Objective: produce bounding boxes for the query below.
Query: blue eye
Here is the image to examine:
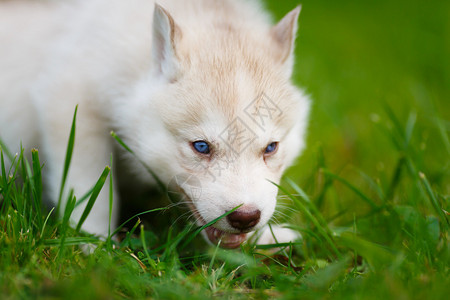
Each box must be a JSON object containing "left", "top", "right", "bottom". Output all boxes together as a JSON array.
[
  {"left": 265, "top": 142, "right": 278, "bottom": 154},
  {"left": 192, "top": 141, "right": 210, "bottom": 154}
]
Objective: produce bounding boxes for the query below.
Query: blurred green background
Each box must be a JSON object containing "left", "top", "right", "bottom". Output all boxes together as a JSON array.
[{"left": 264, "top": 0, "right": 449, "bottom": 222}]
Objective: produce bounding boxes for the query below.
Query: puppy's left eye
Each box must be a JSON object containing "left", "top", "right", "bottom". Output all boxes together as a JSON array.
[
  {"left": 264, "top": 142, "right": 278, "bottom": 155},
  {"left": 192, "top": 140, "right": 211, "bottom": 154}
]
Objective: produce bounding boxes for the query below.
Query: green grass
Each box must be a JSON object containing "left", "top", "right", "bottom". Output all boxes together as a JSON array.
[{"left": 1, "top": 0, "right": 449, "bottom": 298}]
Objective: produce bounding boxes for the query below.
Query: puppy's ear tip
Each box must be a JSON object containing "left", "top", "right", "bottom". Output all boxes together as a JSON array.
[
  {"left": 270, "top": 6, "right": 302, "bottom": 64},
  {"left": 153, "top": 3, "right": 166, "bottom": 18},
  {"left": 154, "top": 3, "right": 163, "bottom": 11},
  {"left": 152, "top": 2, "right": 181, "bottom": 81},
  {"left": 287, "top": 5, "right": 302, "bottom": 23}
]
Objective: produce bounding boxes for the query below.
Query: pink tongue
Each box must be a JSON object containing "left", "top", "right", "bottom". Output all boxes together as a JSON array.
[{"left": 205, "top": 227, "right": 247, "bottom": 249}]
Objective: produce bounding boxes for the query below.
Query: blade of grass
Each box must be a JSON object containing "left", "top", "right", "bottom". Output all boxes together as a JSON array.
[
  {"left": 302, "top": 256, "right": 350, "bottom": 289},
  {"left": 160, "top": 224, "right": 194, "bottom": 260},
  {"left": 0, "top": 149, "right": 8, "bottom": 212},
  {"left": 140, "top": 224, "right": 156, "bottom": 269},
  {"left": 338, "top": 231, "right": 397, "bottom": 271},
  {"left": 322, "top": 168, "right": 380, "bottom": 209},
  {"left": 107, "top": 154, "right": 114, "bottom": 249},
  {"left": 76, "top": 166, "right": 110, "bottom": 232},
  {"left": 314, "top": 146, "right": 333, "bottom": 210},
  {"left": 0, "top": 137, "right": 14, "bottom": 162},
  {"left": 255, "top": 242, "right": 301, "bottom": 250},
  {"left": 110, "top": 131, "right": 166, "bottom": 193},
  {"left": 58, "top": 189, "right": 76, "bottom": 261},
  {"left": 208, "top": 240, "right": 221, "bottom": 272},
  {"left": 31, "top": 149, "right": 43, "bottom": 219},
  {"left": 270, "top": 180, "right": 342, "bottom": 258},
  {"left": 419, "top": 172, "right": 449, "bottom": 230},
  {"left": 74, "top": 186, "right": 94, "bottom": 208},
  {"left": 385, "top": 156, "right": 406, "bottom": 203},
  {"left": 44, "top": 236, "right": 100, "bottom": 247},
  {"left": 266, "top": 223, "right": 298, "bottom": 266},
  {"left": 0, "top": 150, "right": 19, "bottom": 215},
  {"left": 111, "top": 207, "right": 168, "bottom": 237},
  {"left": 435, "top": 115, "right": 450, "bottom": 156},
  {"left": 56, "top": 105, "right": 78, "bottom": 218},
  {"left": 123, "top": 218, "right": 142, "bottom": 248},
  {"left": 23, "top": 153, "right": 37, "bottom": 228},
  {"left": 285, "top": 177, "right": 334, "bottom": 238},
  {"left": 405, "top": 111, "right": 417, "bottom": 147},
  {"left": 40, "top": 207, "right": 55, "bottom": 240},
  {"left": 19, "top": 147, "right": 32, "bottom": 227},
  {"left": 383, "top": 103, "right": 405, "bottom": 144}
]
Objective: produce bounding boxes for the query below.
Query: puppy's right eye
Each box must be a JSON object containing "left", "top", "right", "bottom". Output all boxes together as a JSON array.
[{"left": 192, "top": 141, "right": 210, "bottom": 154}]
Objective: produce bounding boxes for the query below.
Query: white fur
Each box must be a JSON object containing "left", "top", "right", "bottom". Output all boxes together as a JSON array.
[{"left": 0, "top": 0, "right": 310, "bottom": 247}]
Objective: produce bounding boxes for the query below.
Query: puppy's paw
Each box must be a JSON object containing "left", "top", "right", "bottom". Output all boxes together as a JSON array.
[
  {"left": 79, "top": 243, "right": 98, "bottom": 255},
  {"left": 253, "top": 224, "right": 301, "bottom": 245}
]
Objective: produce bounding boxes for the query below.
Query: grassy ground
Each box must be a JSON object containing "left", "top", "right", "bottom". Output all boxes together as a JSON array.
[{"left": 1, "top": 0, "right": 449, "bottom": 298}]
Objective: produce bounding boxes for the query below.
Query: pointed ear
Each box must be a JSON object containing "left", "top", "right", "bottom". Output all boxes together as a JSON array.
[
  {"left": 152, "top": 4, "right": 181, "bottom": 81},
  {"left": 270, "top": 6, "right": 301, "bottom": 65}
]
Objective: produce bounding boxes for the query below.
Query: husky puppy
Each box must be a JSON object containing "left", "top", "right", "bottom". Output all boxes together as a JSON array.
[{"left": 0, "top": 0, "right": 310, "bottom": 248}]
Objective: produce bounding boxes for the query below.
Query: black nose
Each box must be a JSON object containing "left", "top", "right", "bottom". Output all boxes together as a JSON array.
[{"left": 227, "top": 209, "right": 261, "bottom": 230}]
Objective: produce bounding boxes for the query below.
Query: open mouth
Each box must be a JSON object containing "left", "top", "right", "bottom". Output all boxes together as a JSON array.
[
  {"left": 204, "top": 226, "right": 248, "bottom": 249},
  {"left": 190, "top": 203, "right": 248, "bottom": 249}
]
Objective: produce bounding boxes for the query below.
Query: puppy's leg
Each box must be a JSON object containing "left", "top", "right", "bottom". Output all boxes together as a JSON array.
[{"left": 252, "top": 224, "right": 301, "bottom": 245}]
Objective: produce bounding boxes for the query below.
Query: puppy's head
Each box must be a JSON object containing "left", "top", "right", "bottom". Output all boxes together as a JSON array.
[{"left": 129, "top": 4, "right": 310, "bottom": 248}]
